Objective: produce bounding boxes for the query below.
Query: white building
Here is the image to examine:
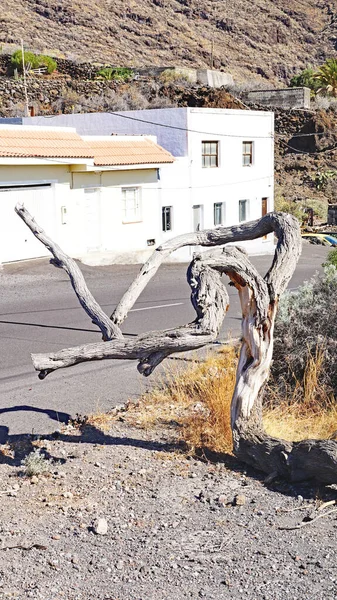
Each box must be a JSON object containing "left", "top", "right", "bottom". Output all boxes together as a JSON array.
[
  {"left": 0, "top": 126, "right": 174, "bottom": 264},
  {"left": 22, "top": 107, "right": 275, "bottom": 259}
]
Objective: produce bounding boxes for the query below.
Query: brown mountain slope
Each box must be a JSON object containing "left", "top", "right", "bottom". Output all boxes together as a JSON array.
[{"left": 1, "top": 0, "right": 337, "bottom": 84}]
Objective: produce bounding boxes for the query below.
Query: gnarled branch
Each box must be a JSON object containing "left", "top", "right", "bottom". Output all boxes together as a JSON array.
[
  {"left": 15, "top": 204, "right": 123, "bottom": 341},
  {"left": 16, "top": 206, "right": 337, "bottom": 484}
]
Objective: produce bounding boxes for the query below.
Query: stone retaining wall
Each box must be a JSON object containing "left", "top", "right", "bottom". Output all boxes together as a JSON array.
[
  {"left": 0, "top": 78, "right": 120, "bottom": 116},
  {"left": 242, "top": 87, "right": 311, "bottom": 110}
]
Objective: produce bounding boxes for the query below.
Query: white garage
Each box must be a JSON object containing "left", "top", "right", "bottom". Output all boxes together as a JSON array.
[{"left": 0, "top": 183, "right": 56, "bottom": 263}]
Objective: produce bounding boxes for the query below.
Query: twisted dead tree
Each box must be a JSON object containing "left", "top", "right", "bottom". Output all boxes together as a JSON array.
[{"left": 15, "top": 204, "right": 337, "bottom": 484}]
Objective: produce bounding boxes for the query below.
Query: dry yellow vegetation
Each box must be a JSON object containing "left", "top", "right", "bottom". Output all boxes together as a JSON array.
[{"left": 89, "top": 343, "right": 337, "bottom": 455}]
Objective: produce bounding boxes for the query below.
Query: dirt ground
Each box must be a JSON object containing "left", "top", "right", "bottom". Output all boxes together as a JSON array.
[{"left": 0, "top": 411, "right": 336, "bottom": 600}]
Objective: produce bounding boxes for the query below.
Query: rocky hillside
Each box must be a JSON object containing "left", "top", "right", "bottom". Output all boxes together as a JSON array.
[{"left": 1, "top": 0, "right": 337, "bottom": 84}]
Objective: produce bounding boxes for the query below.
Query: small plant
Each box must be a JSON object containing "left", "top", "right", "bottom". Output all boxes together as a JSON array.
[
  {"left": 96, "top": 67, "right": 134, "bottom": 82},
  {"left": 158, "top": 69, "right": 190, "bottom": 85},
  {"left": 11, "top": 49, "right": 39, "bottom": 72},
  {"left": 274, "top": 191, "right": 306, "bottom": 222},
  {"left": 22, "top": 448, "right": 51, "bottom": 477},
  {"left": 323, "top": 248, "right": 337, "bottom": 269},
  {"left": 313, "top": 170, "right": 337, "bottom": 191}
]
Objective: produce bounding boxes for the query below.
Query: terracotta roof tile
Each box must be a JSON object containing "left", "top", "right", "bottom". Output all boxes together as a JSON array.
[
  {"left": 0, "top": 128, "right": 93, "bottom": 159},
  {"left": 90, "top": 138, "right": 174, "bottom": 166},
  {"left": 0, "top": 128, "right": 174, "bottom": 166}
]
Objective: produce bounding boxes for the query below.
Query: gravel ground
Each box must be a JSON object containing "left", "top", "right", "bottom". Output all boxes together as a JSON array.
[{"left": 0, "top": 416, "right": 336, "bottom": 600}]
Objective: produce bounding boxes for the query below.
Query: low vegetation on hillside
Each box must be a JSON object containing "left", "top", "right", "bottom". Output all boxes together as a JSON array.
[
  {"left": 11, "top": 49, "right": 57, "bottom": 74},
  {"left": 1, "top": 0, "right": 337, "bottom": 84},
  {"left": 291, "top": 59, "right": 337, "bottom": 99}
]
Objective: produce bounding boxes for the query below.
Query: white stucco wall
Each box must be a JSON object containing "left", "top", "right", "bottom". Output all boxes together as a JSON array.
[
  {"left": 71, "top": 169, "right": 160, "bottom": 263},
  {"left": 0, "top": 162, "right": 162, "bottom": 264},
  {"left": 1, "top": 108, "right": 275, "bottom": 264},
  {"left": 154, "top": 108, "right": 274, "bottom": 260}
]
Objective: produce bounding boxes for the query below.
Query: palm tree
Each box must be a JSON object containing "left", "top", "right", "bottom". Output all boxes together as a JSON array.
[{"left": 314, "top": 58, "right": 337, "bottom": 97}]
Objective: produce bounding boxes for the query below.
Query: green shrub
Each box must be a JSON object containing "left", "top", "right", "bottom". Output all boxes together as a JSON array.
[
  {"left": 11, "top": 50, "right": 57, "bottom": 74},
  {"left": 323, "top": 248, "right": 337, "bottom": 269},
  {"left": 11, "top": 49, "right": 39, "bottom": 72},
  {"left": 314, "top": 58, "right": 337, "bottom": 98},
  {"left": 304, "top": 198, "right": 328, "bottom": 221},
  {"left": 96, "top": 67, "right": 134, "bottom": 81},
  {"left": 275, "top": 185, "right": 327, "bottom": 223},
  {"left": 274, "top": 192, "right": 306, "bottom": 222},
  {"left": 313, "top": 170, "right": 337, "bottom": 191},
  {"left": 272, "top": 263, "right": 337, "bottom": 397},
  {"left": 36, "top": 54, "right": 57, "bottom": 74},
  {"left": 22, "top": 449, "right": 51, "bottom": 477},
  {"left": 290, "top": 67, "right": 320, "bottom": 95}
]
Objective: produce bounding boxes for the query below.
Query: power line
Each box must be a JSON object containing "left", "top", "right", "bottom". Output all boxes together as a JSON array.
[
  {"left": 37, "top": 106, "right": 275, "bottom": 139},
  {"left": 30, "top": 103, "right": 337, "bottom": 146},
  {"left": 2, "top": 100, "right": 337, "bottom": 155},
  {"left": 279, "top": 137, "right": 337, "bottom": 156}
]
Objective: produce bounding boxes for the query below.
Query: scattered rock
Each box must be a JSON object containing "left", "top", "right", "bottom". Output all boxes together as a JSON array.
[
  {"left": 234, "top": 494, "right": 246, "bottom": 506},
  {"left": 93, "top": 518, "right": 108, "bottom": 535},
  {"left": 63, "top": 491, "right": 73, "bottom": 499},
  {"left": 217, "top": 494, "right": 228, "bottom": 506}
]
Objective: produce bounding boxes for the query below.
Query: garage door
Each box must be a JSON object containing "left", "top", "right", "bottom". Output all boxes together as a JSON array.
[{"left": 0, "top": 184, "right": 56, "bottom": 263}]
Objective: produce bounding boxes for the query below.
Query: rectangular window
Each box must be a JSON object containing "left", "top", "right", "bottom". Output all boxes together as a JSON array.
[
  {"left": 162, "top": 206, "right": 172, "bottom": 232},
  {"left": 242, "top": 141, "right": 253, "bottom": 166},
  {"left": 239, "top": 200, "right": 248, "bottom": 222},
  {"left": 202, "top": 141, "right": 219, "bottom": 168},
  {"left": 122, "top": 187, "right": 141, "bottom": 223},
  {"left": 214, "top": 202, "right": 225, "bottom": 226}
]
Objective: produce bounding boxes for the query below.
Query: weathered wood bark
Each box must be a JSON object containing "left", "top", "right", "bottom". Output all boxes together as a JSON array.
[
  {"left": 16, "top": 205, "right": 337, "bottom": 484},
  {"left": 15, "top": 204, "right": 123, "bottom": 341}
]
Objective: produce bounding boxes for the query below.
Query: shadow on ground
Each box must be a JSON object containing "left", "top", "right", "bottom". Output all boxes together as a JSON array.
[{"left": 0, "top": 405, "right": 336, "bottom": 502}]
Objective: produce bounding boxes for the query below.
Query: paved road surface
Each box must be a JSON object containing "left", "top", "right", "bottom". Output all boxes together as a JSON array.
[{"left": 0, "top": 242, "right": 329, "bottom": 439}]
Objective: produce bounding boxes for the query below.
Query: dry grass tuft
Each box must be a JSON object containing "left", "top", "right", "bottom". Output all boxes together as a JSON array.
[
  {"left": 87, "top": 344, "right": 336, "bottom": 454},
  {"left": 263, "top": 403, "right": 337, "bottom": 442},
  {"left": 264, "top": 344, "right": 337, "bottom": 441},
  {"left": 117, "top": 347, "right": 238, "bottom": 454}
]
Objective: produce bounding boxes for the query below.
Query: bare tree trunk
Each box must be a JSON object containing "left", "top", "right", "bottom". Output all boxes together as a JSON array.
[{"left": 15, "top": 204, "right": 337, "bottom": 484}]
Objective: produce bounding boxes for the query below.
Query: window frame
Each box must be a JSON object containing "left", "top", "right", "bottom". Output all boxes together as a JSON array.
[
  {"left": 162, "top": 206, "right": 172, "bottom": 232},
  {"left": 239, "top": 199, "right": 249, "bottom": 223},
  {"left": 121, "top": 186, "right": 142, "bottom": 224},
  {"left": 213, "top": 202, "right": 225, "bottom": 226},
  {"left": 242, "top": 141, "right": 253, "bottom": 167},
  {"left": 201, "top": 141, "right": 219, "bottom": 168}
]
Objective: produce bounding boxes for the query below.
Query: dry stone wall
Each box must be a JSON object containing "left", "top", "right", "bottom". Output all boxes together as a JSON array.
[
  {"left": 242, "top": 87, "right": 311, "bottom": 110},
  {"left": 0, "top": 77, "right": 122, "bottom": 116}
]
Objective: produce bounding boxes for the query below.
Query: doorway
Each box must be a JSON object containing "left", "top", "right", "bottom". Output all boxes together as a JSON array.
[{"left": 192, "top": 204, "right": 204, "bottom": 232}]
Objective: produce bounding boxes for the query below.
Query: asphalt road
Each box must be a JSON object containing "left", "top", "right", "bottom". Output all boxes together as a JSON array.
[{"left": 0, "top": 242, "right": 330, "bottom": 439}]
